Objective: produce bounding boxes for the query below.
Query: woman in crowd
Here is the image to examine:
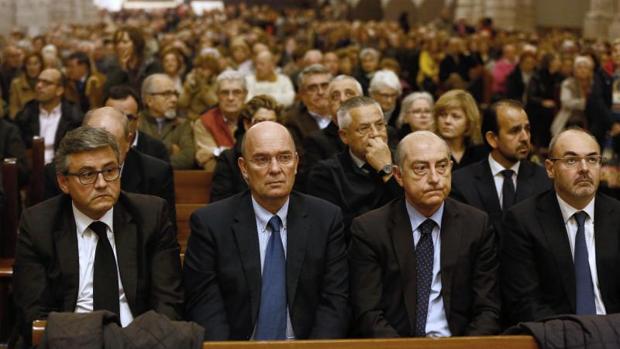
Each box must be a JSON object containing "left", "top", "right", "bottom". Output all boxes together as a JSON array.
[
  {"left": 178, "top": 54, "right": 221, "bottom": 120},
  {"left": 396, "top": 91, "right": 435, "bottom": 139},
  {"left": 551, "top": 55, "right": 594, "bottom": 136},
  {"left": 434, "top": 89, "right": 487, "bottom": 171},
  {"left": 161, "top": 47, "right": 186, "bottom": 94},
  {"left": 526, "top": 52, "right": 562, "bottom": 149},
  {"left": 9, "top": 52, "right": 43, "bottom": 119},
  {"left": 210, "top": 94, "right": 281, "bottom": 202}
]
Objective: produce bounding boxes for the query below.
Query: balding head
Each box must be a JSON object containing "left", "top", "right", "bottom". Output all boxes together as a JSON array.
[
  {"left": 303, "top": 49, "right": 323, "bottom": 67},
  {"left": 83, "top": 106, "right": 131, "bottom": 162},
  {"left": 255, "top": 50, "right": 275, "bottom": 80},
  {"left": 238, "top": 121, "right": 298, "bottom": 213}
]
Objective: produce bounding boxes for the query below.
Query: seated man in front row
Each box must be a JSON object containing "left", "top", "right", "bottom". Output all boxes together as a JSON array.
[
  {"left": 184, "top": 121, "right": 349, "bottom": 340},
  {"left": 349, "top": 131, "right": 500, "bottom": 337},
  {"left": 13, "top": 127, "right": 183, "bottom": 344}
]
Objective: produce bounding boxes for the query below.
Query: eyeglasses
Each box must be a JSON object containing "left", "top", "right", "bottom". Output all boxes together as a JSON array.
[
  {"left": 549, "top": 155, "right": 602, "bottom": 168},
  {"left": 217, "top": 89, "right": 245, "bottom": 98},
  {"left": 36, "top": 78, "right": 60, "bottom": 86},
  {"left": 249, "top": 153, "right": 295, "bottom": 168},
  {"left": 408, "top": 108, "right": 432, "bottom": 114},
  {"left": 65, "top": 166, "right": 121, "bottom": 185},
  {"left": 304, "top": 82, "right": 329, "bottom": 94},
  {"left": 148, "top": 90, "right": 179, "bottom": 98},
  {"left": 354, "top": 121, "right": 387, "bottom": 136},
  {"left": 373, "top": 91, "right": 399, "bottom": 100},
  {"left": 410, "top": 160, "right": 452, "bottom": 177}
]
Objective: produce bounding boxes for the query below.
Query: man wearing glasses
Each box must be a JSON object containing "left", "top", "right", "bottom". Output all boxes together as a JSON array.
[
  {"left": 15, "top": 68, "right": 83, "bottom": 164},
  {"left": 139, "top": 73, "right": 195, "bottom": 169},
  {"left": 349, "top": 131, "right": 500, "bottom": 337},
  {"left": 501, "top": 128, "right": 620, "bottom": 325},
  {"left": 307, "top": 96, "right": 402, "bottom": 239},
  {"left": 14, "top": 126, "right": 183, "bottom": 345},
  {"left": 184, "top": 121, "right": 349, "bottom": 340}
]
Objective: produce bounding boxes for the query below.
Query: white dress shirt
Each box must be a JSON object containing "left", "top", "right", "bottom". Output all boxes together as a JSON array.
[
  {"left": 251, "top": 196, "right": 295, "bottom": 339},
  {"left": 309, "top": 111, "right": 331, "bottom": 130},
  {"left": 72, "top": 204, "right": 134, "bottom": 327},
  {"left": 405, "top": 200, "right": 451, "bottom": 337},
  {"left": 488, "top": 154, "right": 520, "bottom": 209},
  {"left": 39, "top": 104, "right": 62, "bottom": 164},
  {"left": 556, "top": 195, "right": 607, "bottom": 315}
]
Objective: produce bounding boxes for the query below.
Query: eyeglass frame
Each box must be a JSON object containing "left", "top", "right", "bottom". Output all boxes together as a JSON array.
[
  {"left": 247, "top": 152, "right": 296, "bottom": 168},
  {"left": 148, "top": 90, "right": 179, "bottom": 98},
  {"left": 408, "top": 158, "right": 453, "bottom": 177},
  {"left": 548, "top": 155, "right": 602, "bottom": 168},
  {"left": 64, "top": 166, "right": 122, "bottom": 185}
]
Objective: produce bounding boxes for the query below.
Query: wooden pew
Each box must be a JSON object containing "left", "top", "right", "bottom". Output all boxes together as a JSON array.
[
  {"left": 174, "top": 170, "right": 213, "bottom": 204},
  {"left": 176, "top": 203, "right": 203, "bottom": 254},
  {"left": 0, "top": 158, "right": 19, "bottom": 341},
  {"left": 27, "top": 137, "right": 45, "bottom": 207},
  {"left": 0, "top": 258, "right": 14, "bottom": 342}
]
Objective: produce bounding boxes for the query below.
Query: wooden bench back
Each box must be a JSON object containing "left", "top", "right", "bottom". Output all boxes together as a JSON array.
[{"left": 174, "top": 171, "right": 213, "bottom": 204}]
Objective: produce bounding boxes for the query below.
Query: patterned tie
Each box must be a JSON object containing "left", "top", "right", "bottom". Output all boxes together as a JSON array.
[
  {"left": 90, "top": 221, "right": 120, "bottom": 316},
  {"left": 573, "top": 211, "right": 596, "bottom": 315},
  {"left": 501, "top": 169, "right": 516, "bottom": 211},
  {"left": 255, "top": 215, "right": 287, "bottom": 339},
  {"left": 415, "top": 219, "right": 435, "bottom": 337}
]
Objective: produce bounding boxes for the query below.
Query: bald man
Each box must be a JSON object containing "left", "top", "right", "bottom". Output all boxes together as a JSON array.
[
  {"left": 245, "top": 50, "right": 295, "bottom": 108},
  {"left": 349, "top": 131, "right": 500, "bottom": 338},
  {"left": 184, "top": 121, "right": 349, "bottom": 340},
  {"left": 43, "top": 106, "right": 176, "bottom": 226}
]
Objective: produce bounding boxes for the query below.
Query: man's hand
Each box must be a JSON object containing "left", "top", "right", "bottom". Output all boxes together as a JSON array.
[{"left": 365, "top": 138, "right": 392, "bottom": 171}]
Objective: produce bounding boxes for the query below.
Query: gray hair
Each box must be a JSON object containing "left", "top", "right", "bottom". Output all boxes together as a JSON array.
[
  {"left": 337, "top": 96, "right": 381, "bottom": 130},
  {"left": 359, "top": 47, "right": 380, "bottom": 59},
  {"left": 329, "top": 75, "right": 363, "bottom": 96},
  {"left": 141, "top": 73, "right": 172, "bottom": 101},
  {"left": 297, "top": 64, "right": 332, "bottom": 89},
  {"left": 396, "top": 92, "right": 434, "bottom": 128},
  {"left": 83, "top": 107, "right": 130, "bottom": 140},
  {"left": 54, "top": 126, "right": 120, "bottom": 175},
  {"left": 215, "top": 69, "right": 247, "bottom": 92},
  {"left": 369, "top": 69, "right": 402, "bottom": 95}
]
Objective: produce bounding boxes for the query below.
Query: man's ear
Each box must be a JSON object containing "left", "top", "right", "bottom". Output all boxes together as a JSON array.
[
  {"left": 238, "top": 156, "right": 249, "bottom": 183},
  {"left": 485, "top": 130, "right": 498, "bottom": 149},
  {"left": 57, "top": 174, "right": 70, "bottom": 194},
  {"left": 544, "top": 159, "right": 555, "bottom": 179},
  {"left": 338, "top": 128, "right": 350, "bottom": 145},
  {"left": 393, "top": 165, "right": 404, "bottom": 187}
]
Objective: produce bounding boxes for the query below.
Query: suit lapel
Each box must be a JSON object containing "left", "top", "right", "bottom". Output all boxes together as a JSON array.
[
  {"left": 537, "top": 192, "right": 576, "bottom": 311},
  {"left": 390, "top": 199, "right": 418, "bottom": 334},
  {"left": 439, "top": 199, "right": 462, "bottom": 323},
  {"left": 54, "top": 198, "right": 80, "bottom": 311},
  {"left": 515, "top": 161, "right": 535, "bottom": 202},
  {"left": 231, "top": 193, "right": 262, "bottom": 324},
  {"left": 474, "top": 161, "right": 502, "bottom": 218},
  {"left": 285, "top": 194, "right": 309, "bottom": 310},
  {"left": 112, "top": 200, "right": 139, "bottom": 312}
]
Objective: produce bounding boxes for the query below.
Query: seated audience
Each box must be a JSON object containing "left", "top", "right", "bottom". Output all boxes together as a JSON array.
[
  {"left": 8, "top": 52, "right": 42, "bottom": 119},
  {"left": 349, "top": 131, "right": 500, "bottom": 337},
  {"left": 64, "top": 51, "right": 106, "bottom": 113},
  {"left": 160, "top": 47, "right": 186, "bottom": 93},
  {"left": 178, "top": 54, "right": 221, "bottom": 120},
  {"left": 245, "top": 50, "right": 295, "bottom": 108},
  {"left": 368, "top": 69, "right": 402, "bottom": 127},
  {"left": 551, "top": 55, "right": 594, "bottom": 136},
  {"left": 396, "top": 91, "right": 435, "bottom": 139}
]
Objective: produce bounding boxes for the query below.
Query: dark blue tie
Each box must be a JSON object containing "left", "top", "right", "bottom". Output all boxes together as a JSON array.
[
  {"left": 573, "top": 211, "right": 596, "bottom": 315},
  {"left": 501, "top": 169, "right": 516, "bottom": 211},
  {"left": 255, "top": 215, "right": 287, "bottom": 339},
  {"left": 415, "top": 219, "right": 435, "bottom": 337}
]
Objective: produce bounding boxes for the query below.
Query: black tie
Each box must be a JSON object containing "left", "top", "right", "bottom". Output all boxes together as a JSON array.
[
  {"left": 573, "top": 211, "right": 596, "bottom": 315},
  {"left": 501, "top": 169, "right": 516, "bottom": 210},
  {"left": 90, "top": 221, "right": 120, "bottom": 316},
  {"left": 415, "top": 219, "right": 435, "bottom": 337}
]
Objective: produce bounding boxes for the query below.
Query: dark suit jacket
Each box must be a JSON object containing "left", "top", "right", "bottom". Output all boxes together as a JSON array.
[
  {"left": 135, "top": 131, "right": 171, "bottom": 164},
  {"left": 500, "top": 190, "right": 620, "bottom": 325},
  {"left": 349, "top": 197, "right": 500, "bottom": 337},
  {"left": 451, "top": 159, "right": 551, "bottom": 228},
  {"left": 210, "top": 142, "right": 246, "bottom": 203},
  {"left": 285, "top": 103, "right": 321, "bottom": 157},
  {"left": 302, "top": 122, "right": 345, "bottom": 175},
  {"left": 183, "top": 191, "right": 349, "bottom": 340},
  {"left": 13, "top": 192, "right": 184, "bottom": 342},
  {"left": 43, "top": 148, "right": 176, "bottom": 228},
  {"left": 15, "top": 99, "right": 83, "bottom": 150}
]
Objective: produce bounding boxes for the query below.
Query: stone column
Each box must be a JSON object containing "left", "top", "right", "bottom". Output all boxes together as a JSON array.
[
  {"left": 584, "top": 0, "right": 614, "bottom": 39},
  {"left": 0, "top": 0, "right": 17, "bottom": 35},
  {"left": 455, "top": 0, "right": 483, "bottom": 24},
  {"left": 484, "top": 0, "right": 535, "bottom": 32},
  {"left": 15, "top": 0, "right": 50, "bottom": 36},
  {"left": 608, "top": 0, "right": 620, "bottom": 40}
]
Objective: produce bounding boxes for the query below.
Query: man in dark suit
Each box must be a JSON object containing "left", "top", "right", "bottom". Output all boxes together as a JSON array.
[
  {"left": 307, "top": 96, "right": 402, "bottom": 237},
  {"left": 15, "top": 68, "right": 83, "bottom": 164},
  {"left": 104, "top": 85, "right": 170, "bottom": 163},
  {"left": 501, "top": 128, "right": 620, "bottom": 325},
  {"left": 43, "top": 106, "right": 176, "bottom": 225},
  {"left": 451, "top": 100, "right": 551, "bottom": 228},
  {"left": 184, "top": 121, "right": 349, "bottom": 340},
  {"left": 0, "top": 117, "right": 28, "bottom": 184},
  {"left": 13, "top": 126, "right": 183, "bottom": 344},
  {"left": 302, "top": 75, "right": 362, "bottom": 174},
  {"left": 349, "top": 131, "right": 500, "bottom": 337}
]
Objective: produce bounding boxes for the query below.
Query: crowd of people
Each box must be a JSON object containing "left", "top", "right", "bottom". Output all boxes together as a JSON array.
[{"left": 1, "top": 2, "right": 620, "bottom": 346}]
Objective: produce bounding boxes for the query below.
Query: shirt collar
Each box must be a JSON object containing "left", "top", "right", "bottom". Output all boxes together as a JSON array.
[
  {"left": 251, "top": 195, "right": 290, "bottom": 231},
  {"left": 349, "top": 150, "right": 366, "bottom": 168},
  {"left": 488, "top": 153, "right": 521, "bottom": 177},
  {"left": 39, "top": 103, "right": 61, "bottom": 118},
  {"left": 72, "top": 203, "right": 114, "bottom": 237},
  {"left": 131, "top": 130, "right": 139, "bottom": 148},
  {"left": 556, "top": 194, "right": 595, "bottom": 224},
  {"left": 405, "top": 199, "right": 444, "bottom": 231}
]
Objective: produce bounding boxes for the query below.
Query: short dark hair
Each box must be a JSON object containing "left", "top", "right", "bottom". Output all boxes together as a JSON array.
[
  {"left": 483, "top": 99, "right": 525, "bottom": 139},
  {"left": 67, "top": 51, "right": 91, "bottom": 71},
  {"left": 55, "top": 126, "right": 120, "bottom": 175},
  {"left": 104, "top": 85, "right": 142, "bottom": 111}
]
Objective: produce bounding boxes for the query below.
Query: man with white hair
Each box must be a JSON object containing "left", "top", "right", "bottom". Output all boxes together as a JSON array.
[
  {"left": 369, "top": 69, "right": 402, "bottom": 126},
  {"left": 139, "top": 73, "right": 195, "bottom": 169},
  {"left": 245, "top": 50, "right": 295, "bottom": 108},
  {"left": 193, "top": 69, "right": 248, "bottom": 170}
]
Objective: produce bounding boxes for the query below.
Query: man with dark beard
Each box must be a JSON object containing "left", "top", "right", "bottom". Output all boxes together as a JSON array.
[{"left": 451, "top": 100, "right": 551, "bottom": 229}]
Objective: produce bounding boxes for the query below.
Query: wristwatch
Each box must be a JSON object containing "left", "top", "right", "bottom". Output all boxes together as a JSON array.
[{"left": 378, "top": 163, "right": 393, "bottom": 176}]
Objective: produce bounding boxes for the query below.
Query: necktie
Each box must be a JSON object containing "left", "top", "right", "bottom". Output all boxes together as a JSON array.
[
  {"left": 156, "top": 118, "right": 165, "bottom": 135},
  {"left": 255, "top": 216, "right": 287, "bottom": 340},
  {"left": 415, "top": 219, "right": 435, "bottom": 337},
  {"left": 90, "top": 221, "right": 120, "bottom": 316},
  {"left": 501, "top": 169, "right": 516, "bottom": 210},
  {"left": 573, "top": 211, "right": 596, "bottom": 315}
]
